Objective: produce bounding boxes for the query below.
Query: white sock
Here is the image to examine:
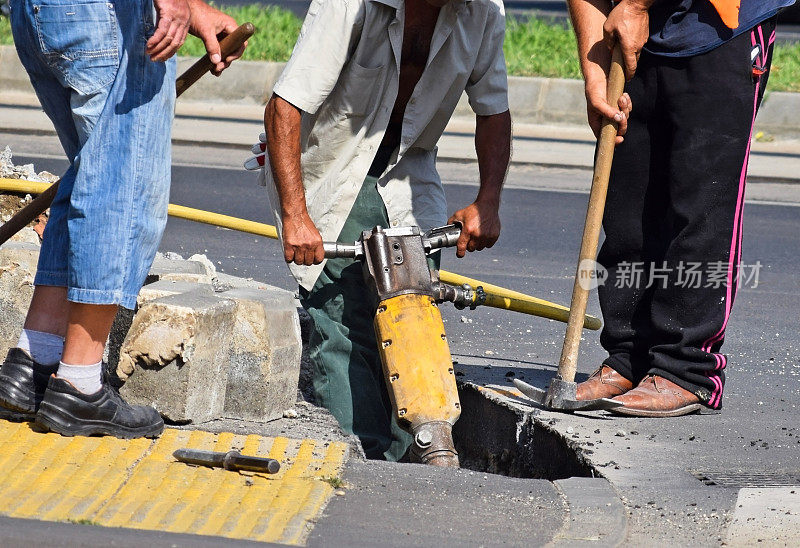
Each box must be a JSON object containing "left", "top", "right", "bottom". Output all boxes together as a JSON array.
[
  {"left": 57, "top": 361, "right": 103, "bottom": 394},
  {"left": 17, "top": 329, "right": 64, "bottom": 366}
]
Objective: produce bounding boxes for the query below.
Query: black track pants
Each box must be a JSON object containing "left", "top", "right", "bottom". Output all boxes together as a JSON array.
[{"left": 597, "top": 19, "right": 776, "bottom": 409}]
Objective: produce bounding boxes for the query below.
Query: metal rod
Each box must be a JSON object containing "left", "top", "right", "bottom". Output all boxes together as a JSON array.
[{"left": 173, "top": 448, "right": 280, "bottom": 474}]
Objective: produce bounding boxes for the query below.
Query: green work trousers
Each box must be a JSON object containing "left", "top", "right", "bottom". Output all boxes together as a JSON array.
[{"left": 299, "top": 176, "right": 439, "bottom": 461}]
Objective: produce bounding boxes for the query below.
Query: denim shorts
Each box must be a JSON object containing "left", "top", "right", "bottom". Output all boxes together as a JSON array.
[{"left": 9, "top": 0, "right": 176, "bottom": 309}]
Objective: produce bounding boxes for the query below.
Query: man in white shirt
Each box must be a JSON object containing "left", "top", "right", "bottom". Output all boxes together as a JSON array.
[{"left": 249, "top": 0, "right": 511, "bottom": 460}]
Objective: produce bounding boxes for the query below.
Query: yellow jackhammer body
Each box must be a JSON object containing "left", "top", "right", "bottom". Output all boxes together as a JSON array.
[{"left": 324, "top": 224, "right": 480, "bottom": 467}]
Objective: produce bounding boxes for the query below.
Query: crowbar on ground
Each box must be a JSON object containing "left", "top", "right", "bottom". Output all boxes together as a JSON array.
[{"left": 173, "top": 448, "right": 281, "bottom": 474}]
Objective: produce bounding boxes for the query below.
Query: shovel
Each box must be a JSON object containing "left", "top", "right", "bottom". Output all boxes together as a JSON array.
[
  {"left": 0, "top": 22, "right": 255, "bottom": 247},
  {"left": 514, "top": 44, "right": 626, "bottom": 412}
]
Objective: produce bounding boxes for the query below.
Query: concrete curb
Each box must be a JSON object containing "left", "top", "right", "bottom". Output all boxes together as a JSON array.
[{"left": 2, "top": 45, "right": 800, "bottom": 137}]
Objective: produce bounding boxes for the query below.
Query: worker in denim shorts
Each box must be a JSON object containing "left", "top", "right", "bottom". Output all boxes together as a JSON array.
[{"left": 0, "top": 0, "right": 244, "bottom": 438}]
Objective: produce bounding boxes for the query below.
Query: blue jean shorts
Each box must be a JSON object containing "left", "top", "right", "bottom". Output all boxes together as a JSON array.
[{"left": 10, "top": 0, "right": 176, "bottom": 309}]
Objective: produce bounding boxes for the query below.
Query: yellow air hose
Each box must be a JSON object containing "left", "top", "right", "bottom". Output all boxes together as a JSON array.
[{"left": 1, "top": 178, "right": 601, "bottom": 330}]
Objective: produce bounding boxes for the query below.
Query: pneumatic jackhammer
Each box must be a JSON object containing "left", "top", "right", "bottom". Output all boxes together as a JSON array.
[{"left": 323, "top": 223, "right": 484, "bottom": 467}]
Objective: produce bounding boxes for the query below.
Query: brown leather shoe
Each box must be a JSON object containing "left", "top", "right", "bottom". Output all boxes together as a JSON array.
[
  {"left": 576, "top": 365, "right": 634, "bottom": 401},
  {"left": 610, "top": 375, "right": 702, "bottom": 417}
]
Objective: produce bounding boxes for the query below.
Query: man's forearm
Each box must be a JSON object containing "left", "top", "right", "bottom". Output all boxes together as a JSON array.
[
  {"left": 474, "top": 110, "right": 511, "bottom": 206},
  {"left": 568, "top": 0, "right": 655, "bottom": 82},
  {"left": 264, "top": 94, "right": 307, "bottom": 217},
  {"left": 567, "top": 0, "right": 612, "bottom": 79}
]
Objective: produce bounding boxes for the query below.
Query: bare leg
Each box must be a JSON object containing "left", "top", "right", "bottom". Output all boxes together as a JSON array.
[
  {"left": 23, "top": 286, "right": 70, "bottom": 338},
  {"left": 61, "top": 303, "right": 118, "bottom": 365},
  {"left": 23, "top": 286, "right": 116, "bottom": 365}
]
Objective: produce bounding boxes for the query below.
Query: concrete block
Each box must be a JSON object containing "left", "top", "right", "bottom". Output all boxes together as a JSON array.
[
  {"left": 108, "top": 280, "right": 213, "bottom": 386},
  {"left": 223, "top": 286, "right": 302, "bottom": 422},
  {"left": 0, "top": 242, "right": 39, "bottom": 357},
  {"left": 136, "top": 279, "right": 214, "bottom": 307},
  {"left": 118, "top": 290, "right": 236, "bottom": 423},
  {"left": 146, "top": 253, "right": 214, "bottom": 284}
]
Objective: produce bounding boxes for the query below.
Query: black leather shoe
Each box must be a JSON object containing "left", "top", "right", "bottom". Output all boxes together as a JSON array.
[
  {"left": 0, "top": 348, "right": 59, "bottom": 414},
  {"left": 36, "top": 376, "right": 164, "bottom": 439}
]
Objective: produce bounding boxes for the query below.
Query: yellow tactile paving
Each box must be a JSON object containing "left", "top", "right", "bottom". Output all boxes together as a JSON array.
[{"left": 0, "top": 419, "right": 350, "bottom": 544}]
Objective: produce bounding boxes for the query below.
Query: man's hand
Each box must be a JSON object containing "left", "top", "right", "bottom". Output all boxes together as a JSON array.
[
  {"left": 602, "top": 0, "right": 651, "bottom": 80},
  {"left": 187, "top": 0, "right": 245, "bottom": 75},
  {"left": 448, "top": 199, "right": 501, "bottom": 259},
  {"left": 146, "top": 0, "right": 191, "bottom": 62},
  {"left": 585, "top": 76, "right": 632, "bottom": 144},
  {"left": 282, "top": 212, "right": 325, "bottom": 266}
]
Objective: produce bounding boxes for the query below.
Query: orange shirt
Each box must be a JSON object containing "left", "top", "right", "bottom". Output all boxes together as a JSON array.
[{"left": 708, "top": 0, "right": 741, "bottom": 28}]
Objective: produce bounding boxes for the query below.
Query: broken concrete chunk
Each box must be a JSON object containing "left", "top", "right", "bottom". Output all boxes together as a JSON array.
[
  {"left": 223, "top": 286, "right": 302, "bottom": 422},
  {"left": 187, "top": 253, "right": 217, "bottom": 277},
  {"left": 8, "top": 227, "right": 41, "bottom": 246},
  {"left": 0, "top": 242, "right": 40, "bottom": 357},
  {"left": 118, "top": 290, "right": 236, "bottom": 423},
  {"left": 137, "top": 278, "right": 214, "bottom": 307},
  {"left": 146, "top": 253, "right": 213, "bottom": 285}
]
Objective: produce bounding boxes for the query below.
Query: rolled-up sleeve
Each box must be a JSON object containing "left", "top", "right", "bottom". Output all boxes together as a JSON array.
[
  {"left": 272, "top": 0, "right": 363, "bottom": 114},
  {"left": 465, "top": 0, "right": 509, "bottom": 116}
]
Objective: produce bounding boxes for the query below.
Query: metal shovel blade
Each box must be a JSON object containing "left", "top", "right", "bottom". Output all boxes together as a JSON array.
[{"left": 513, "top": 378, "right": 624, "bottom": 412}]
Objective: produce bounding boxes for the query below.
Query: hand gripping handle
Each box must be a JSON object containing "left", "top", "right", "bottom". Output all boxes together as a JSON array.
[{"left": 175, "top": 22, "right": 256, "bottom": 96}]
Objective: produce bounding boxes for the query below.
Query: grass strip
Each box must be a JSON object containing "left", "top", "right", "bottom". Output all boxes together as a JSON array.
[{"left": 1, "top": 4, "right": 799, "bottom": 91}]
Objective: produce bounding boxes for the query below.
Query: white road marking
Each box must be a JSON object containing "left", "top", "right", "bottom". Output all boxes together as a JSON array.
[{"left": 726, "top": 487, "right": 800, "bottom": 546}]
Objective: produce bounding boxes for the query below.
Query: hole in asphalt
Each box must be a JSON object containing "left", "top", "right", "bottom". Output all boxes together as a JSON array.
[
  {"left": 297, "top": 309, "right": 592, "bottom": 479},
  {"left": 452, "top": 384, "right": 593, "bottom": 480}
]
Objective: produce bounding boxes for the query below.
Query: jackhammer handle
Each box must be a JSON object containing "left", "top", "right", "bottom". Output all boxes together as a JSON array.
[
  {"left": 557, "top": 44, "right": 625, "bottom": 382},
  {"left": 0, "top": 23, "right": 254, "bottom": 248},
  {"left": 323, "top": 242, "right": 360, "bottom": 259},
  {"left": 424, "top": 222, "right": 462, "bottom": 251},
  {"left": 175, "top": 22, "right": 255, "bottom": 96}
]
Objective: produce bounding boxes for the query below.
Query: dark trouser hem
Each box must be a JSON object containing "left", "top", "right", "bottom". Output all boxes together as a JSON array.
[
  {"left": 646, "top": 368, "right": 719, "bottom": 409},
  {"left": 602, "top": 354, "right": 635, "bottom": 383}
]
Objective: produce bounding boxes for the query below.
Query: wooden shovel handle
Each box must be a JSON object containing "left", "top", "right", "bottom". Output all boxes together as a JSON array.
[
  {"left": 175, "top": 22, "right": 255, "bottom": 97},
  {"left": 557, "top": 45, "right": 626, "bottom": 383},
  {"left": 0, "top": 22, "right": 255, "bottom": 247}
]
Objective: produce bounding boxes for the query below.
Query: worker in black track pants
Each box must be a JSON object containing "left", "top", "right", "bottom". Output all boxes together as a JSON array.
[{"left": 568, "top": 0, "right": 795, "bottom": 416}]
